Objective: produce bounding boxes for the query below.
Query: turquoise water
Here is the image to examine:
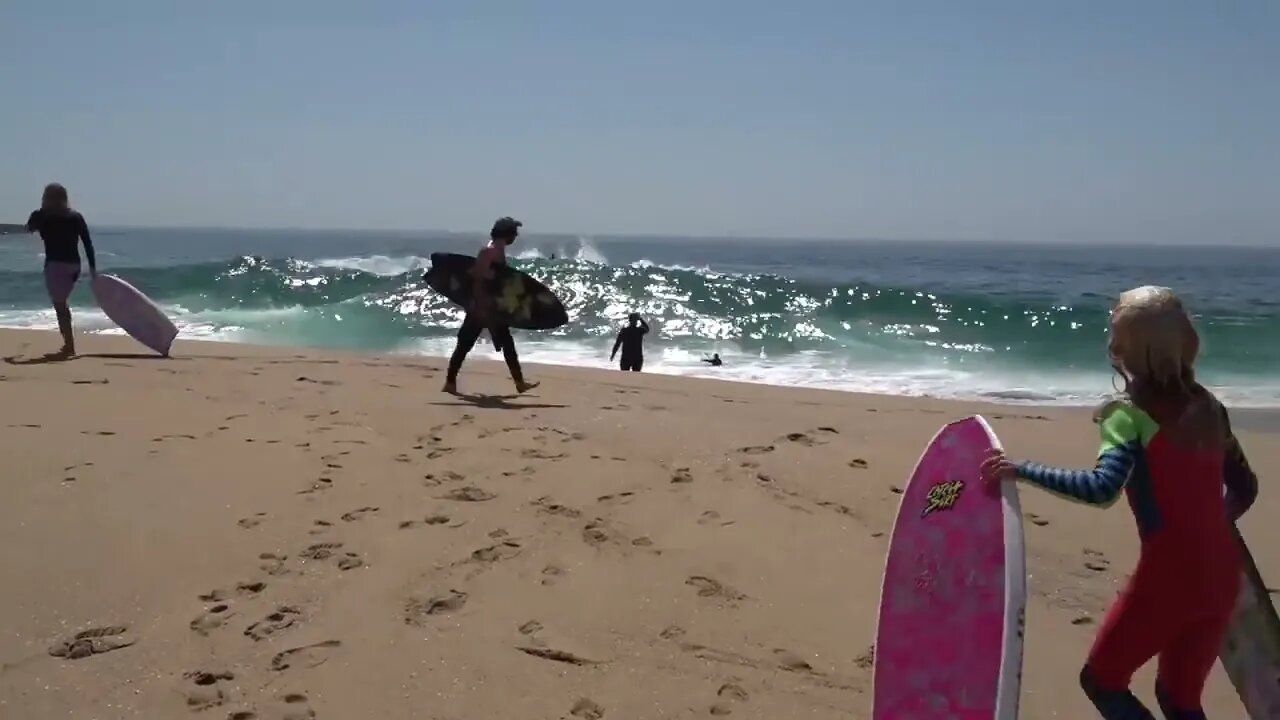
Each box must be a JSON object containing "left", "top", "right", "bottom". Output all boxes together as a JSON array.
[{"left": 1, "top": 228, "right": 1277, "bottom": 406}]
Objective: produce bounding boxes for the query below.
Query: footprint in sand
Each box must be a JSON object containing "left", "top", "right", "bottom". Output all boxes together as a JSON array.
[
  {"left": 710, "top": 682, "right": 750, "bottom": 715},
  {"left": 541, "top": 565, "right": 565, "bottom": 586},
  {"left": 245, "top": 606, "right": 302, "bottom": 641},
  {"left": 270, "top": 639, "right": 342, "bottom": 671},
  {"left": 854, "top": 645, "right": 875, "bottom": 670},
  {"left": 671, "top": 468, "right": 693, "bottom": 484},
  {"left": 848, "top": 458, "right": 869, "bottom": 469},
  {"left": 259, "top": 553, "right": 291, "bottom": 576},
  {"left": 199, "top": 581, "right": 266, "bottom": 602},
  {"left": 687, "top": 576, "right": 746, "bottom": 601},
  {"left": 340, "top": 506, "right": 379, "bottom": 522},
  {"left": 783, "top": 432, "right": 820, "bottom": 447},
  {"left": 698, "top": 510, "right": 723, "bottom": 525},
  {"left": 532, "top": 496, "right": 582, "bottom": 518},
  {"left": 772, "top": 648, "right": 815, "bottom": 673},
  {"left": 596, "top": 491, "right": 635, "bottom": 506},
  {"left": 190, "top": 604, "right": 237, "bottom": 636},
  {"left": 1082, "top": 548, "right": 1110, "bottom": 572},
  {"left": 237, "top": 513, "right": 268, "bottom": 529},
  {"left": 183, "top": 669, "right": 235, "bottom": 710},
  {"left": 520, "top": 448, "right": 567, "bottom": 461},
  {"left": 441, "top": 486, "right": 495, "bottom": 502},
  {"left": 659, "top": 625, "right": 686, "bottom": 640},
  {"left": 1025, "top": 512, "right": 1050, "bottom": 527},
  {"left": 737, "top": 445, "right": 774, "bottom": 455},
  {"left": 297, "top": 477, "right": 333, "bottom": 495},
  {"left": 398, "top": 514, "right": 451, "bottom": 529},
  {"left": 582, "top": 520, "right": 614, "bottom": 546},
  {"left": 570, "top": 698, "right": 605, "bottom": 719},
  {"left": 467, "top": 542, "right": 523, "bottom": 564},
  {"left": 404, "top": 590, "right": 469, "bottom": 625},
  {"left": 49, "top": 625, "right": 135, "bottom": 659},
  {"left": 251, "top": 693, "right": 317, "bottom": 720},
  {"left": 815, "top": 500, "right": 857, "bottom": 518},
  {"left": 300, "top": 542, "right": 363, "bottom": 571}
]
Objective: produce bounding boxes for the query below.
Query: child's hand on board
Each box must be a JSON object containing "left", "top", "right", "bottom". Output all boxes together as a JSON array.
[{"left": 981, "top": 450, "right": 1017, "bottom": 485}]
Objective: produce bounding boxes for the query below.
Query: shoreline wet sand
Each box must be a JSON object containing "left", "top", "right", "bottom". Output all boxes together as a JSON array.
[{"left": 1, "top": 328, "right": 1275, "bottom": 718}]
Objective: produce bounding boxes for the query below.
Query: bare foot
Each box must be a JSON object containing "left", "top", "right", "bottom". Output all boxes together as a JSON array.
[
  {"left": 516, "top": 381, "right": 540, "bottom": 394},
  {"left": 442, "top": 380, "right": 458, "bottom": 394}
]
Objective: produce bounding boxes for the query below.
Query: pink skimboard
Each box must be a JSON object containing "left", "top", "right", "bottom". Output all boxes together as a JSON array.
[{"left": 872, "top": 415, "right": 1026, "bottom": 719}]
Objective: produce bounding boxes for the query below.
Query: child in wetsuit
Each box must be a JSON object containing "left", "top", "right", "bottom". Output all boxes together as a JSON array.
[
  {"left": 26, "top": 183, "right": 97, "bottom": 357},
  {"left": 983, "top": 286, "right": 1259, "bottom": 720}
]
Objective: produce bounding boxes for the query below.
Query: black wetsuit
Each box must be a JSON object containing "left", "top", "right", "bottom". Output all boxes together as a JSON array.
[
  {"left": 27, "top": 209, "right": 96, "bottom": 268},
  {"left": 613, "top": 321, "right": 649, "bottom": 372},
  {"left": 445, "top": 258, "right": 524, "bottom": 385}
]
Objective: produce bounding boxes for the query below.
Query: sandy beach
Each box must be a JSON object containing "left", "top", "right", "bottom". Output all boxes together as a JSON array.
[{"left": 0, "top": 327, "right": 1274, "bottom": 719}]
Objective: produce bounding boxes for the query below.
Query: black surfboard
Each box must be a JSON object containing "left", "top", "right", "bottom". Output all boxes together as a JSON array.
[{"left": 423, "top": 252, "right": 568, "bottom": 330}]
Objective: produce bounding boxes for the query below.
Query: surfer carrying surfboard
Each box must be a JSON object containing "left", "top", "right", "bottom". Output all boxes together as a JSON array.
[
  {"left": 982, "top": 286, "right": 1259, "bottom": 720},
  {"left": 26, "top": 183, "right": 97, "bottom": 358},
  {"left": 442, "top": 216, "right": 539, "bottom": 395}
]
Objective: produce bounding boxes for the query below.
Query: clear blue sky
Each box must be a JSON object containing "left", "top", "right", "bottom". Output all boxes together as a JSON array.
[{"left": 2, "top": 1, "right": 1277, "bottom": 243}]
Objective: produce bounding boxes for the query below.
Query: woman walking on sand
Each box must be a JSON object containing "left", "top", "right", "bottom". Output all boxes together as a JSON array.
[{"left": 26, "top": 183, "right": 97, "bottom": 357}]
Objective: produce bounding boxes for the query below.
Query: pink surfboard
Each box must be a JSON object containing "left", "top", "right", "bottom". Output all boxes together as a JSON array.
[
  {"left": 872, "top": 415, "right": 1026, "bottom": 719},
  {"left": 91, "top": 274, "right": 179, "bottom": 356}
]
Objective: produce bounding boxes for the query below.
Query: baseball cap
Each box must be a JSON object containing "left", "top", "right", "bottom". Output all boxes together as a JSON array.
[{"left": 491, "top": 216, "right": 523, "bottom": 239}]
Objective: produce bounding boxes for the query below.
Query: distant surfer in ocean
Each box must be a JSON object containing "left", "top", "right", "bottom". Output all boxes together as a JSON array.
[
  {"left": 26, "top": 183, "right": 96, "bottom": 358},
  {"left": 702, "top": 353, "right": 722, "bottom": 367},
  {"left": 982, "top": 286, "right": 1258, "bottom": 720},
  {"left": 610, "top": 313, "right": 649, "bottom": 372},
  {"left": 443, "top": 216, "right": 539, "bottom": 395}
]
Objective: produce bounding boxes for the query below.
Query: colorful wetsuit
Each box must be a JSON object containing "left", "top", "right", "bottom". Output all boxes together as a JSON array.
[{"left": 1014, "top": 399, "right": 1258, "bottom": 719}]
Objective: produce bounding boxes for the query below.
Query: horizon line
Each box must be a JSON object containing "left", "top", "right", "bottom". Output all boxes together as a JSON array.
[{"left": 71, "top": 223, "right": 1278, "bottom": 249}]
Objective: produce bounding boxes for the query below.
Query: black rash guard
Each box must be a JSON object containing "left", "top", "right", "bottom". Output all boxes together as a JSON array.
[
  {"left": 27, "top": 209, "right": 96, "bottom": 269},
  {"left": 613, "top": 321, "right": 649, "bottom": 361}
]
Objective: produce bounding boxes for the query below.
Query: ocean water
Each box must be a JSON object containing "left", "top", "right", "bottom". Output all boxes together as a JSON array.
[{"left": 1, "top": 227, "right": 1278, "bottom": 406}]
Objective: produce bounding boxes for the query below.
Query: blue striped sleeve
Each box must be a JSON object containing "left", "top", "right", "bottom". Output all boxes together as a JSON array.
[
  {"left": 1014, "top": 444, "right": 1138, "bottom": 506},
  {"left": 1012, "top": 405, "right": 1144, "bottom": 506}
]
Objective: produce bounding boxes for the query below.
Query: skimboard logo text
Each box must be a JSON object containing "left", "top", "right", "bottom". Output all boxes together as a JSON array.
[{"left": 922, "top": 480, "right": 965, "bottom": 518}]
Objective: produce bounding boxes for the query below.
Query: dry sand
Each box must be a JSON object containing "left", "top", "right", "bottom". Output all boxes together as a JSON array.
[{"left": 0, "top": 328, "right": 1275, "bottom": 719}]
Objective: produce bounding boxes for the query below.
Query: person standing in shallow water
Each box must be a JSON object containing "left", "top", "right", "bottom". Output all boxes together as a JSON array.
[
  {"left": 610, "top": 313, "right": 649, "bottom": 371},
  {"left": 26, "top": 183, "right": 96, "bottom": 357},
  {"left": 443, "top": 216, "right": 539, "bottom": 395}
]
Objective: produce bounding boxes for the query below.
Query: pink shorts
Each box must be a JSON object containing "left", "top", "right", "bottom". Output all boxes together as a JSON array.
[{"left": 44, "top": 262, "right": 81, "bottom": 304}]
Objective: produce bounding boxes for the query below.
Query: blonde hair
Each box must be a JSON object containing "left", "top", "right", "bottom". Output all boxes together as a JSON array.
[
  {"left": 1108, "top": 286, "right": 1200, "bottom": 393},
  {"left": 1107, "top": 286, "right": 1225, "bottom": 445}
]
